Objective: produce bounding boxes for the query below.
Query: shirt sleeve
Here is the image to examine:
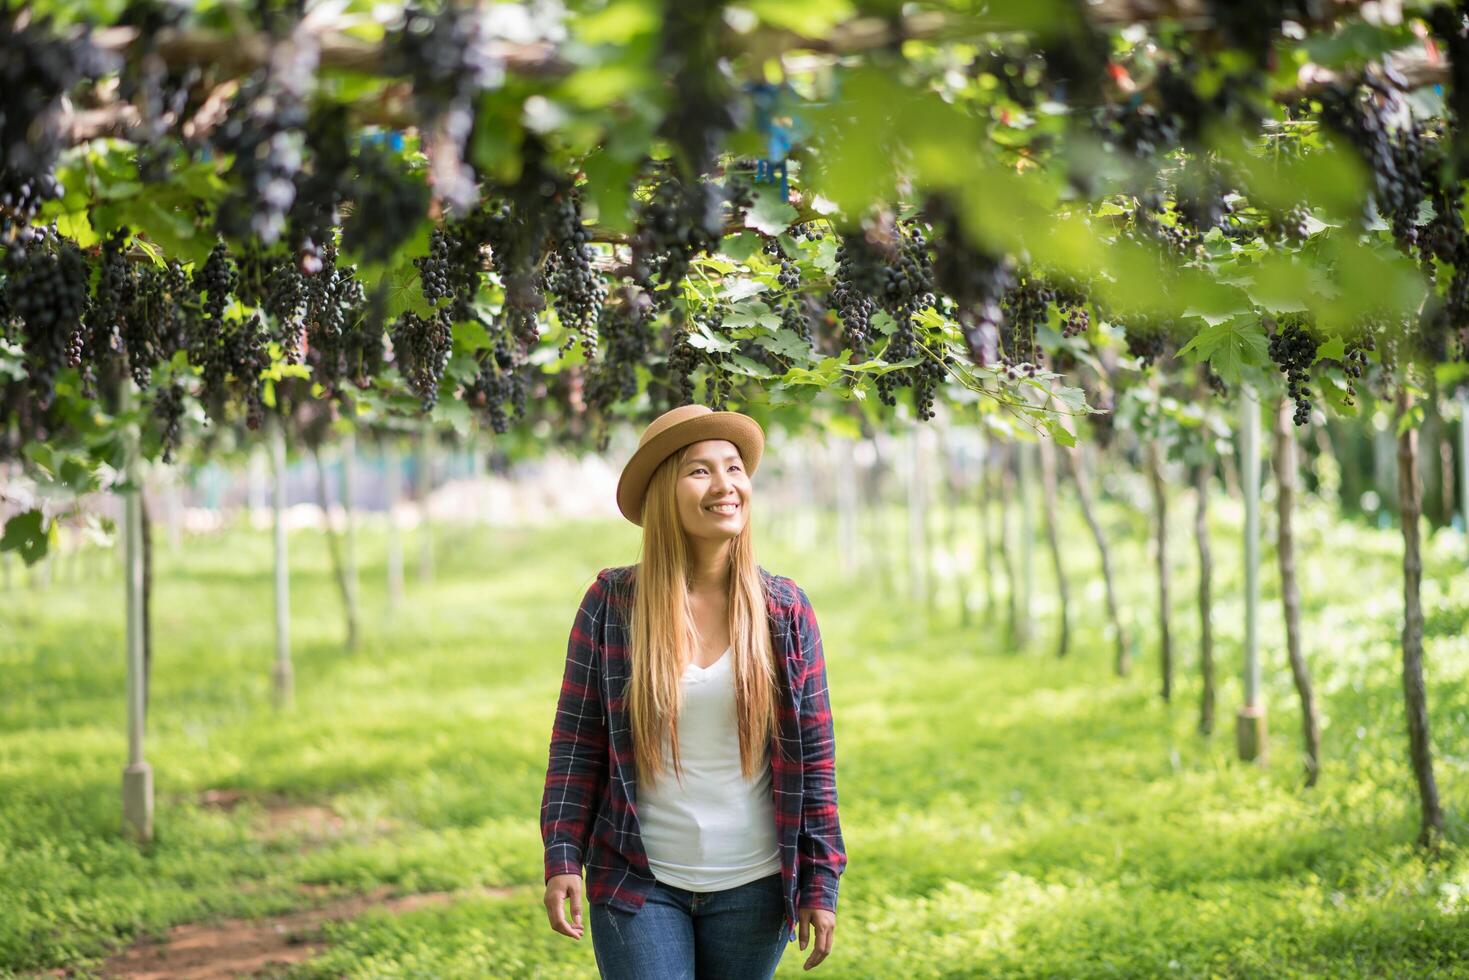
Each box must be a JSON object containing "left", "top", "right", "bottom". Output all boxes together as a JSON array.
[
  {"left": 540, "top": 569, "right": 611, "bottom": 882},
  {"left": 793, "top": 584, "right": 848, "bottom": 914}
]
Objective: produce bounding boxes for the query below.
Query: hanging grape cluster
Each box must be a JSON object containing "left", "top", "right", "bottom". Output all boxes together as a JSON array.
[
  {"left": 0, "top": 13, "right": 112, "bottom": 244},
  {"left": 391, "top": 309, "right": 453, "bottom": 411},
  {"left": 1267, "top": 313, "right": 1319, "bottom": 425},
  {"left": 3, "top": 228, "right": 89, "bottom": 410}
]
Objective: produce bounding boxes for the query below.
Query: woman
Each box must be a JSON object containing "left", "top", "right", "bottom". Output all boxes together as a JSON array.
[{"left": 540, "top": 404, "right": 847, "bottom": 978}]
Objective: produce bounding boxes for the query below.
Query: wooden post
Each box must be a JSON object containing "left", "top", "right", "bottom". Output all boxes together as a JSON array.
[
  {"left": 1237, "top": 384, "right": 1267, "bottom": 762},
  {"left": 1146, "top": 437, "right": 1172, "bottom": 702},
  {"left": 269, "top": 413, "right": 293, "bottom": 709},
  {"left": 1273, "top": 399, "right": 1321, "bottom": 785},
  {"left": 1396, "top": 385, "right": 1444, "bottom": 847},
  {"left": 120, "top": 382, "right": 153, "bottom": 843}
]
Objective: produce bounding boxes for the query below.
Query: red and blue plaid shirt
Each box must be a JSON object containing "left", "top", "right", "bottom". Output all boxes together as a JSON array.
[{"left": 541, "top": 564, "right": 847, "bottom": 942}]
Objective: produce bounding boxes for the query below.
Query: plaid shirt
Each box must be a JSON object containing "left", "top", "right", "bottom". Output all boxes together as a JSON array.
[{"left": 541, "top": 564, "right": 846, "bottom": 942}]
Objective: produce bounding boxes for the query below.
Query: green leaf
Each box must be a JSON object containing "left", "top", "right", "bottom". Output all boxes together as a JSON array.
[
  {"left": 1178, "top": 316, "right": 1268, "bottom": 385},
  {"left": 744, "top": 184, "right": 798, "bottom": 237},
  {"left": 453, "top": 320, "right": 495, "bottom": 351},
  {"left": 1045, "top": 420, "right": 1077, "bottom": 447},
  {"left": 726, "top": 353, "right": 774, "bottom": 378},
  {"left": 758, "top": 329, "right": 817, "bottom": 360},
  {"left": 1, "top": 510, "right": 52, "bottom": 566},
  {"left": 720, "top": 232, "right": 763, "bottom": 262},
  {"left": 744, "top": 0, "right": 855, "bottom": 35},
  {"left": 1314, "top": 336, "right": 1346, "bottom": 364}
]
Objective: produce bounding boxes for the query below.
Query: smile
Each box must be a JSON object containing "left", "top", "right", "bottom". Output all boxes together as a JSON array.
[{"left": 705, "top": 503, "right": 740, "bottom": 514}]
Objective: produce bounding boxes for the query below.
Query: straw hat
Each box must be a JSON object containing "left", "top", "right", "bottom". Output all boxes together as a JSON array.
[{"left": 616, "top": 405, "right": 766, "bottom": 526}]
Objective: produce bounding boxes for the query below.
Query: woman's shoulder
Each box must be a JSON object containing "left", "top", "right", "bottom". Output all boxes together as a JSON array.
[{"left": 757, "top": 565, "right": 803, "bottom": 611}]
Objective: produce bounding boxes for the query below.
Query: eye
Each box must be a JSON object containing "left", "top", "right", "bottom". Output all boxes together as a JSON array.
[
  {"left": 691, "top": 467, "right": 708, "bottom": 475},
  {"left": 729, "top": 464, "right": 742, "bottom": 472}
]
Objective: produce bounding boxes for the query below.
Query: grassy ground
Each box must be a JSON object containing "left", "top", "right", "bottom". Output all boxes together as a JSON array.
[{"left": 4, "top": 486, "right": 1469, "bottom": 978}]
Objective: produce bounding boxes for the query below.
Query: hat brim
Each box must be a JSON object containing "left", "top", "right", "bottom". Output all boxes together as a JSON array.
[{"left": 616, "top": 412, "right": 765, "bottom": 526}]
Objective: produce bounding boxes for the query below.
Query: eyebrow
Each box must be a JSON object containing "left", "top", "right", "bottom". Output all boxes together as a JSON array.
[{"left": 684, "top": 453, "right": 743, "bottom": 466}]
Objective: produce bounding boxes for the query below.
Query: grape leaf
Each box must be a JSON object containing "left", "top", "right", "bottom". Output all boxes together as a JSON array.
[
  {"left": 1, "top": 510, "right": 53, "bottom": 566},
  {"left": 1177, "top": 316, "right": 1268, "bottom": 384},
  {"left": 745, "top": 185, "right": 798, "bottom": 237}
]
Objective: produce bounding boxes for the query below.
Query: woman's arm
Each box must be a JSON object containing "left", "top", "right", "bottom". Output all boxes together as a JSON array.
[
  {"left": 793, "top": 584, "right": 848, "bottom": 913},
  {"left": 540, "top": 570, "right": 612, "bottom": 882}
]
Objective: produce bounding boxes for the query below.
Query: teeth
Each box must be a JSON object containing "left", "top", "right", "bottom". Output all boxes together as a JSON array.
[{"left": 706, "top": 503, "right": 739, "bottom": 513}]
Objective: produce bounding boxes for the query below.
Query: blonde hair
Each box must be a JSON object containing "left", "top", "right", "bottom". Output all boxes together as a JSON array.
[{"left": 625, "top": 444, "right": 779, "bottom": 792}]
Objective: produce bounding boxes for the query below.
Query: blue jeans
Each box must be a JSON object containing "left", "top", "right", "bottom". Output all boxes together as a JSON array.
[{"left": 589, "top": 872, "right": 788, "bottom": 979}]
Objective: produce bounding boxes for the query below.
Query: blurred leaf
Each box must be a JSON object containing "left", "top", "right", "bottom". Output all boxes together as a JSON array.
[
  {"left": 1, "top": 510, "right": 52, "bottom": 566},
  {"left": 744, "top": 0, "right": 855, "bottom": 34},
  {"left": 745, "top": 185, "right": 798, "bottom": 236}
]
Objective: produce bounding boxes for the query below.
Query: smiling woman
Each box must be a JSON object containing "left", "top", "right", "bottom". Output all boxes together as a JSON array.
[{"left": 541, "top": 404, "right": 846, "bottom": 979}]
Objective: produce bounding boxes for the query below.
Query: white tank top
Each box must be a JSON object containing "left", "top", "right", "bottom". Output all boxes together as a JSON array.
[{"left": 636, "top": 646, "right": 783, "bottom": 891}]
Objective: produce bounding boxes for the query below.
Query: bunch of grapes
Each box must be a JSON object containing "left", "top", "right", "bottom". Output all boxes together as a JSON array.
[
  {"left": 1318, "top": 74, "right": 1428, "bottom": 249},
  {"left": 389, "top": 1, "right": 502, "bottom": 213},
  {"left": 390, "top": 309, "right": 452, "bottom": 410},
  {"left": 998, "top": 273, "right": 1055, "bottom": 375},
  {"left": 1339, "top": 325, "right": 1376, "bottom": 405},
  {"left": 780, "top": 297, "right": 813, "bottom": 344},
  {"left": 153, "top": 380, "right": 187, "bottom": 463},
  {"left": 415, "top": 217, "right": 487, "bottom": 321},
  {"left": 630, "top": 176, "right": 721, "bottom": 304},
  {"left": 0, "top": 13, "right": 112, "bottom": 243},
  {"left": 300, "top": 245, "right": 382, "bottom": 393},
  {"left": 1267, "top": 313, "right": 1318, "bottom": 425},
  {"left": 212, "top": 71, "right": 308, "bottom": 244},
  {"left": 290, "top": 103, "right": 355, "bottom": 251},
  {"left": 584, "top": 289, "right": 654, "bottom": 414},
  {"left": 655, "top": 0, "right": 735, "bottom": 200},
  {"left": 545, "top": 193, "right": 606, "bottom": 339},
  {"left": 1267, "top": 204, "right": 1313, "bottom": 244},
  {"left": 924, "top": 195, "right": 1014, "bottom": 367},
  {"left": 187, "top": 243, "right": 270, "bottom": 426},
  {"left": 194, "top": 312, "right": 271, "bottom": 429},
  {"left": 1057, "top": 289, "right": 1090, "bottom": 338},
  {"left": 872, "top": 221, "right": 936, "bottom": 409},
  {"left": 463, "top": 335, "right": 529, "bottom": 434},
  {"left": 114, "top": 0, "right": 196, "bottom": 184},
  {"left": 76, "top": 230, "right": 133, "bottom": 384},
  {"left": 3, "top": 229, "right": 90, "bottom": 409},
  {"left": 665, "top": 324, "right": 702, "bottom": 407},
  {"left": 829, "top": 232, "right": 885, "bottom": 359},
  {"left": 341, "top": 141, "right": 431, "bottom": 265},
  {"left": 1120, "top": 314, "right": 1174, "bottom": 368},
  {"left": 1095, "top": 97, "right": 1183, "bottom": 161}
]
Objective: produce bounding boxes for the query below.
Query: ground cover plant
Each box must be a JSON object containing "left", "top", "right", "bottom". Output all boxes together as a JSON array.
[{"left": 4, "top": 492, "right": 1469, "bottom": 977}]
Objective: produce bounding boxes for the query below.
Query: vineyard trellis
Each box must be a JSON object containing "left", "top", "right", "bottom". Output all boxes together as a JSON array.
[{"left": 3, "top": 0, "right": 1468, "bottom": 849}]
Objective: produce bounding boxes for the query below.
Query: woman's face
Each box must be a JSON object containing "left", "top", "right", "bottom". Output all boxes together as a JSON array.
[{"left": 674, "top": 438, "right": 752, "bottom": 542}]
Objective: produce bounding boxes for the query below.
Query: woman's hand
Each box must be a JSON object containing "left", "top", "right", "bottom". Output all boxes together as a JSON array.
[
  {"left": 544, "top": 873, "right": 585, "bottom": 940},
  {"left": 797, "top": 907, "right": 835, "bottom": 970}
]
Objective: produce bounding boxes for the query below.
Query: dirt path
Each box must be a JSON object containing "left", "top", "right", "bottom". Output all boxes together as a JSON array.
[
  {"left": 45, "top": 790, "right": 524, "bottom": 979},
  {"left": 97, "top": 882, "right": 519, "bottom": 979}
]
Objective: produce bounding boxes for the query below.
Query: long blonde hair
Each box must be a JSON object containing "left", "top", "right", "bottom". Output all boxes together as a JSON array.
[{"left": 625, "top": 446, "right": 779, "bottom": 792}]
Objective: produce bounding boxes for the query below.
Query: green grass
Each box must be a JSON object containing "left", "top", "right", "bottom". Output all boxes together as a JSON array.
[{"left": 4, "top": 488, "right": 1469, "bottom": 978}]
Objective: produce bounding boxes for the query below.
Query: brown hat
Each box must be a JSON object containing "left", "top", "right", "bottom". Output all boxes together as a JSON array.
[{"left": 616, "top": 405, "right": 765, "bottom": 526}]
